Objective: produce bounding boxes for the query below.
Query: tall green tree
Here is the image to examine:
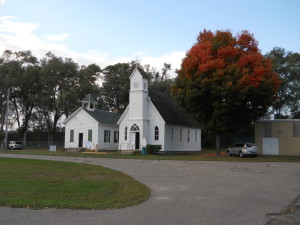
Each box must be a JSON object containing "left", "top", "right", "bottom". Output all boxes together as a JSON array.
[
  {"left": 100, "top": 62, "right": 136, "bottom": 113},
  {"left": 38, "top": 52, "right": 79, "bottom": 143},
  {"left": 0, "top": 50, "right": 40, "bottom": 145},
  {"left": 265, "top": 47, "right": 300, "bottom": 118},
  {"left": 172, "top": 30, "right": 280, "bottom": 156},
  {"left": 60, "top": 63, "right": 101, "bottom": 118}
]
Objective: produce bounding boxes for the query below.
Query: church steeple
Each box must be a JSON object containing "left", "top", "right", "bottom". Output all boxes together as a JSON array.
[{"left": 81, "top": 94, "right": 97, "bottom": 111}]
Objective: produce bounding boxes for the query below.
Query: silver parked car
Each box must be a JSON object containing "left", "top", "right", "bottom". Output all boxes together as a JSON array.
[
  {"left": 8, "top": 141, "right": 23, "bottom": 150},
  {"left": 227, "top": 143, "right": 257, "bottom": 157}
]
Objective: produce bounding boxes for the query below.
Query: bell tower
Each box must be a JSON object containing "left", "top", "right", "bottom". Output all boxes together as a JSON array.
[{"left": 81, "top": 94, "right": 97, "bottom": 111}]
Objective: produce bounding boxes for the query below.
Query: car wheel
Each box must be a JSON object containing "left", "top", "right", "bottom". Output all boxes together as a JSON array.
[
  {"left": 227, "top": 150, "right": 231, "bottom": 156},
  {"left": 239, "top": 151, "right": 243, "bottom": 158},
  {"left": 10, "top": 146, "right": 14, "bottom": 150}
]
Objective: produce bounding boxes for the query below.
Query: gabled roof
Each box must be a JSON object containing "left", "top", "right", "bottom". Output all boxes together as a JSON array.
[
  {"left": 83, "top": 108, "right": 121, "bottom": 124},
  {"left": 129, "top": 67, "right": 150, "bottom": 80},
  {"left": 149, "top": 90, "right": 201, "bottom": 128},
  {"left": 81, "top": 94, "right": 97, "bottom": 103},
  {"left": 64, "top": 107, "right": 121, "bottom": 125}
]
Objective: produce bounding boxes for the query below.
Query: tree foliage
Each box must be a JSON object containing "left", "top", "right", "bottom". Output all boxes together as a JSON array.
[
  {"left": 265, "top": 47, "right": 300, "bottom": 118},
  {"left": 172, "top": 30, "right": 280, "bottom": 155},
  {"left": 0, "top": 49, "right": 172, "bottom": 145}
]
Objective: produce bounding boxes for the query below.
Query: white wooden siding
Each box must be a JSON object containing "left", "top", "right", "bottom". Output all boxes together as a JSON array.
[
  {"left": 164, "top": 125, "right": 201, "bottom": 151},
  {"left": 64, "top": 108, "right": 118, "bottom": 150}
]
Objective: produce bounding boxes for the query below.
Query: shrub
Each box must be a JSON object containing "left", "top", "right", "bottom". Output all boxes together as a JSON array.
[{"left": 146, "top": 145, "right": 161, "bottom": 155}]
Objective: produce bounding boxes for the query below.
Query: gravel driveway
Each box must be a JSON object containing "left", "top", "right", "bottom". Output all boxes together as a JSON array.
[{"left": 0, "top": 154, "right": 299, "bottom": 225}]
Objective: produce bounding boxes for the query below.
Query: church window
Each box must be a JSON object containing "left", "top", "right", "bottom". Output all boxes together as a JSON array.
[
  {"left": 70, "top": 130, "right": 74, "bottom": 142},
  {"left": 154, "top": 126, "right": 159, "bottom": 140},
  {"left": 187, "top": 129, "right": 190, "bottom": 142},
  {"left": 114, "top": 131, "right": 119, "bottom": 143},
  {"left": 104, "top": 130, "right": 110, "bottom": 143},
  {"left": 88, "top": 129, "right": 92, "bottom": 142},
  {"left": 195, "top": 130, "right": 197, "bottom": 142},
  {"left": 125, "top": 127, "right": 128, "bottom": 140},
  {"left": 171, "top": 127, "right": 174, "bottom": 142},
  {"left": 133, "top": 82, "right": 139, "bottom": 89},
  {"left": 144, "top": 82, "right": 147, "bottom": 90},
  {"left": 179, "top": 128, "right": 182, "bottom": 141},
  {"left": 131, "top": 124, "right": 139, "bottom": 131}
]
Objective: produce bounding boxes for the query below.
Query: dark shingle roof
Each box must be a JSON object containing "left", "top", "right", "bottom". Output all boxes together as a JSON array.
[
  {"left": 83, "top": 108, "right": 121, "bottom": 125},
  {"left": 149, "top": 90, "right": 201, "bottom": 128},
  {"left": 136, "top": 67, "right": 150, "bottom": 79}
]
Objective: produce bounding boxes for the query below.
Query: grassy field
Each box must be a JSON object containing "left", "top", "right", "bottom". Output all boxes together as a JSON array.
[
  {"left": 0, "top": 157, "right": 150, "bottom": 209},
  {"left": 1, "top": 148, "right": 300, "bottom": 162}
]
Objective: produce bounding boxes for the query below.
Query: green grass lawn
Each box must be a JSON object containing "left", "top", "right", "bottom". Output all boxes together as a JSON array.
[
  {"left": 1, "top": 148, "right": 300, "bottom": 162},
  {"left": 0, "top": 157, "right": 150, "bottom": 209}
]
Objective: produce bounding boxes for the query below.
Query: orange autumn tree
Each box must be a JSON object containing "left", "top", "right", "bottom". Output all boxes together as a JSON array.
[{"left": 172, "top": 30, "right": 280, "bottom": 156}]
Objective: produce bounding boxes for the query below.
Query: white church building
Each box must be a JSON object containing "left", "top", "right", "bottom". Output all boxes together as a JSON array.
[
  {"left": 117, "top": 67, "right": 201, "bottom": 152},
  {"left": 63, "top": 94, "right": 121, "bottom": 151},
  {"left": 64, "top": 67, "right": 201, "bottom": 153}
]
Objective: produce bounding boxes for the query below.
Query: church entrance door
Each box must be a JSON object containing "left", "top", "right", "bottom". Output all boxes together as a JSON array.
[{"left": 130, "top": 124, "right": 140, "bottom": 150}]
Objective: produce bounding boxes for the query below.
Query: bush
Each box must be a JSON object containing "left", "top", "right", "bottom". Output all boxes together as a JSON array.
[
  {"left": 146, "top": 145, "right": 161, "bottom": 155},
  {"left": 133, "top": 150, "right": 140, "bottom": 155}
]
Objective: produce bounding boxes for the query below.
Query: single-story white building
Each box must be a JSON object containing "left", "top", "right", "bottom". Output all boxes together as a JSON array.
[{"left": 63, "top": 94, "right": 120, "bottom": 150}]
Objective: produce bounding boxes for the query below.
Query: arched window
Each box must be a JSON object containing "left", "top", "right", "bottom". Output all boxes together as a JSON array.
[
  {"left": 131, "top": 124, "right": 139, "bottom": 131},
  {"left": 154, "top": 126, "right": 159, "bottom": 140},
  {"left": 125, "top": 127, "right": 127, "bottom": 140}
]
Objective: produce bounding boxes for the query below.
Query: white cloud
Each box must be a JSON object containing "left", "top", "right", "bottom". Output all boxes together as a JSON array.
[
  {"left": 0, "top": 0, "right": 5, "bottom": 4},
  {"left": 0, "top": 16, "right": 183, "bottom": 77},
  {"left": 42, "top": 33, "right": 70, "bottom": 42}
]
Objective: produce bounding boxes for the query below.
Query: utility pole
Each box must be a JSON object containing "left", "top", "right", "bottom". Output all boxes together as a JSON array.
[{"left": 4, "top": 87, "right": 9, "bottom": 150}]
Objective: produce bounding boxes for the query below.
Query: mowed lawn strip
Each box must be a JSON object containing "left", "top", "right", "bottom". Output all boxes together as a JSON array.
[
  {"left": 1, "top": 149, "right": 300, "bottom": 162},
  {"left": 0, "top": 157, "right": 150, "bottom": 209}
]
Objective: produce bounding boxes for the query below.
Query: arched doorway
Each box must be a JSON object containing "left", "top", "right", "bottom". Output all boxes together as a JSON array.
[{"left": 130, "top": 124, "right": 140, "bottom": 149}]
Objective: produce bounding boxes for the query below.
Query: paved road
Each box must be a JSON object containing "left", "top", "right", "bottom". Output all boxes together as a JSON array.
[{"left": 0, "top": 154, "right": 299, "bottom": 225}]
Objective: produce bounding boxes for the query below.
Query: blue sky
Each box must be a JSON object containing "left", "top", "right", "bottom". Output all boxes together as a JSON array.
[{"left": 0, "top": 0, "right": 299, "bottom": 76}]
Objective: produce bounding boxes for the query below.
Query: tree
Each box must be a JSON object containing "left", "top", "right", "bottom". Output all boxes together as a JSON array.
[
  {"left": 148, "top": 63, "right": 174, "bottom": 93},
  {"left": 0, "top": 50, "right": 40, "bottom": 145},
  {"left": 172, "top": 30, "right": 280, "bottom": 156},
  {"left": 100, "top": 62, "right": 136, "bottom": 113},
  {"left": 265, "top": 47, "right": 300, "bottom": 118},
  {"left": 38, "top": 52, "right": 79, "bottom": 144},
  {"left": 60, "top": 63, "right": 101, "bottom": 118}
]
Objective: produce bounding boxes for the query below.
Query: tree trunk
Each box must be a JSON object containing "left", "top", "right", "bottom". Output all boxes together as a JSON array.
[
  {"left": 215, "top": 132, "right": 221, "bottom": 157},
  {"left": 21, "top": 131, "right": 27, "bottom": 147}
]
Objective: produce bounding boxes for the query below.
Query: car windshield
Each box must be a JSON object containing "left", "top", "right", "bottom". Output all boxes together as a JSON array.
[
  {"left": 16, "top": 142, "right": 22, "bottom": 144},
  {"left": 246, "top": 143, "right": 254, "bottom": 147}
]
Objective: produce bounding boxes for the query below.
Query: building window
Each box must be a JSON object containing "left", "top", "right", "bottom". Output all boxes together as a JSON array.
[
  {"left": 131, "top": 124, "right": 139, "bottom": 131},
  {"left": 154, "top": 126, "right": 159, "bottom": 140},
  {"left": 294, "top": 122, "right": 300, "bottom": 137},
  {"left": 144, "top": 82, "right": 147, "bottom": 90},
  {"left": 125, "top": 127, "right": 127, "bottom": 140},
  {"left": 195, "top": 130, "right": 197, "bottom": 142},
  {"left": 70, "top": 130, "right": 74, "bottom": 142},
  {"left": 171, "top": 127, "right": 174, "bottom": 142},
  {"left": 88, "top": 129, "right": 92, "bottom": 142},
  {"left": 133, "top": 82, "right": 139, "bottom": 89},
  {"left": 114, "top": 131, "right": 119, "bottom": 143},
  {"left": 179, "top": 128, "right": 182, "bottom": 141},
  {"left": 104, "top": 130, "right": 110, "bottom": 143},
  {"left": 187, "top": 129, "right": 190, "bottom": 142}
]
